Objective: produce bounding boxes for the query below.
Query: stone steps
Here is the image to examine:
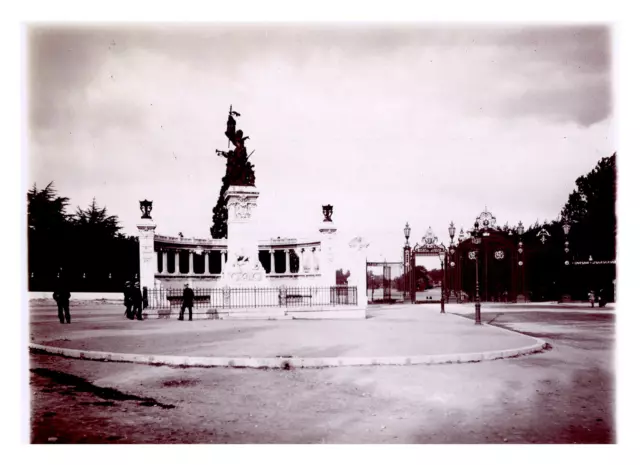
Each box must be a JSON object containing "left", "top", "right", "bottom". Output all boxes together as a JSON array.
[{"left": 222, "top": 309, "right": 291, "bottom": 320}]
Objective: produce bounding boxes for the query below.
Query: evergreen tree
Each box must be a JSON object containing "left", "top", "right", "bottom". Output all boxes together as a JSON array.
[{"left": 561, "top": 153, "right": 616, "bottom": 260}]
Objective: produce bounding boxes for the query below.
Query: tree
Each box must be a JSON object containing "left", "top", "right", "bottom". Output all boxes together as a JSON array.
[
  {"left": 561, "top": 153, "right": 616, "bottom": 260},
  {"left": 27, "top": 184, "right": 140, "bottom": 291},
  {"left": 27, "top": 182, "right": 72, "bottom": 286},
  {"left": 72, "top": 198, "right": 121, "bottom": 238},
  {"left": 68, "top": 198, "right": 127, "bottom": 289},
  {"left": 367, "top": 270, "right": 384, "bottom": 299},
  {"left": 27, "top": 182, "right": 70, "bottom": 234},
  {"left": 210, "top": 181, "right": 229, "bottom": 239},
  {"left": 336, "top": 268, "right": 351, "bottom": 285},
  {"left": 427, "top": 267, "right": 444, "bottom": 286},
  {"left": 414, "top": 266, "right": 431, "bottom": 291}
]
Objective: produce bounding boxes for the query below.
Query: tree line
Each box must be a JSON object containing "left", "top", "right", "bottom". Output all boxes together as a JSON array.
[{"left": 27, "top": 182, "right": 139, "bottom": 292}]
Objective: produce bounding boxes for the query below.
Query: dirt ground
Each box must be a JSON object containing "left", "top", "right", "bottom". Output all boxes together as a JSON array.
[{"left": 29, "top": 309, "right": 614, "bottom": 444}]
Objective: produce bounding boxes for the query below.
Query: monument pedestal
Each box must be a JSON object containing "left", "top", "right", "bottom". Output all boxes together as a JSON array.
[{"left": 219, "top": 185, "right": 269, "bottom": 289}]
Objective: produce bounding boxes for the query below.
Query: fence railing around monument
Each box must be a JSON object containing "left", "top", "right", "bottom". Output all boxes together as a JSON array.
[{"left": 145, "top": 286, "right": 357, "bottom": 309}]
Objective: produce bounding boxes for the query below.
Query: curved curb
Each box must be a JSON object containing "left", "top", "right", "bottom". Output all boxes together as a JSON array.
[{"left": 28, "top": 336, "right": 548, "bottom": 369}]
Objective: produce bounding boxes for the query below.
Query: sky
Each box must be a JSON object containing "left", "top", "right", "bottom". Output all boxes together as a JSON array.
[{"left": 27, "top": 24, "right": 614, "bottom": 263}]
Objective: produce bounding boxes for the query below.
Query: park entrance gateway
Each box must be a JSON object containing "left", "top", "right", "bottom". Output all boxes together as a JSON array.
[{"left": 407, "top": 227, "right": 449, "bottom": 311}]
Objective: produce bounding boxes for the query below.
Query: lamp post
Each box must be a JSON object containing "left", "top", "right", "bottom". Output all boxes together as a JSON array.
[
  {"left": 439, "top": 245, "right": 446, "bottom": 314},
  {"left": 471, "top": 220, "right": 482, "bottom": 325},
  {"left": 562, "top": 221, "right": 571, "bottom": 302},
  {"left": 403, "top": 222, "right": 411, "bottom": 301},
  {"left": 588, "top": 254, "right": 594, "bottom": 295},
  {"left": 516, "top": 221, "right": 525, "bottom": 302},
  {"left": 447, "top": 222, "right": 456, "bottom": 304}
]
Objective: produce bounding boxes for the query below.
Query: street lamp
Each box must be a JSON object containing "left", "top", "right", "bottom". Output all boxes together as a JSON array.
[
  {"left": 403, "top": 222, "right": 411, "bottom": 301},
  {"left": 471, "top": 220, "right": 482, "bottom": 325},
  {"left": 447, "top": 222, "right": 456, "bottom": 303},
  {"left": 439, "top": 244, "right": 447, "bottom": 314},
  {"left": 448, "top": 222, "right": 456, "bottom": 244},
  {"left": 516, "top": 221, "right": 525, "bottom": 302},
  {"left": 561, "top": 221, "right": 571, "bottom": 302}
]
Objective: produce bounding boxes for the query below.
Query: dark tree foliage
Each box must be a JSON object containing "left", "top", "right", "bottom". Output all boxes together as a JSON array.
[
  {"left": 336, "top": 268, "right": 351, "bottom": 285},
  {"left": 427, "top": 267, "right": 444, "bottom": 284},
  {"left": 414, "top": 265, "right": 432, "bottom": 291},
  {"left": 505, "top": 153, "right": 617, "bottom": 301},
  {"left": 27, "top": 182, "right": 72, "bottom": 287},
  {"left": 561, "top": 153, "right": 616, "bottom": 260},
  {"left": 27, "top": 184, "right": 139, "bottom": 292},
  {"left": 210, "top": 182, "right": 229, "bottom": 239}
]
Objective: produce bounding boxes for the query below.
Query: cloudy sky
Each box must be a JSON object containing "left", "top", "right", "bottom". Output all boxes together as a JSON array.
[{"left": 27, "top": 24, "right": 614, "bottom": 262}]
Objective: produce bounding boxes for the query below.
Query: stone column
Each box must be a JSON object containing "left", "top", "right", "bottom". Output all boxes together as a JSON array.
[
  {"left": 313, "top": 247, "right": 320, "bottom": 273},
  {"left": 220, "top": 250, "right": 226, "bottom": 273},
  {"left": 204, "top": 251, "right": 210, "bottom": 275},
  {"left": 298, "top": 248, "right": 305, "bottom": 273},
  {"left": 174, "top": 250, "right": 181, "bottom": 275},
  {"left": 188, "top": 251, "right": 194, "bottom": 275},
  {"left": 269, "top": 250, "right": 275, "bottom": 274},
  {"left": 162, "top": 251, "right": 168, "bottom": 275},
  {"left": 319, "top": 217, "right": 338, "bottom": 286},
  {"left": 284, "top": 249, "right": 291, "bottom": 274},
  {"left": 136, "top": 217, "right": 157, "bottom": 291}
]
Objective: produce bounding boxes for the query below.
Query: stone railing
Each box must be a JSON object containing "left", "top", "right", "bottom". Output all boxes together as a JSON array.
[
  {"left": 154, "top": 234, "right": 321, "bottom": 250},
  {"left": 154, "top": 235, "right": 227, "bottom": 247}
]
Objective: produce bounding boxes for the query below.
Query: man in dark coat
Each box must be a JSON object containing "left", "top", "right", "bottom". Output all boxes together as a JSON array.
[
  {"left": 124, "top": 281, "right": 133, "bottom": 319},
  {"left": 131, "top": 282, "right": 144, "bottom": 321},
  {"left": 179, "top": 283, "right": 195, "bottom": 321},
  {"left": 53, "top": 280, "right": 71, "bottom": 324}
]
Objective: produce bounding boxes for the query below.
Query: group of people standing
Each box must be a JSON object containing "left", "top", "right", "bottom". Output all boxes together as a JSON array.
[
  {"left": 123, "top": 281, "right": 145, "bottom": 320},
  {"left": 122, "top": 282, "right": 194, "bottom": 321},
  {"left": 588, "top": 289, "right": 608, "bottom": 308},
  {"left": 51, "top": 279, "right": 196, "bottom": 323}
]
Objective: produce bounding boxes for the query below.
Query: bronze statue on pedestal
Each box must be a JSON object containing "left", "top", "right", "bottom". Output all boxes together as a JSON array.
[{"left": 216, "top": 105, "right": 256, "bottom": 187}]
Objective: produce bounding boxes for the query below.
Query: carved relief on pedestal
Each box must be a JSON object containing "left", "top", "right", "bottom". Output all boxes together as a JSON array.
[
  {"left": 223, "top": 247, "right": 266, "bottom": 283},
  {"left": 228, "top": 195, "right": 256, "bottom": 220}
]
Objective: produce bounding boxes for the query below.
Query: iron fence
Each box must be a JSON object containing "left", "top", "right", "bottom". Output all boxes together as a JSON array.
[{"left": 146, "top": 286, "right": 357, "bottom": 310}]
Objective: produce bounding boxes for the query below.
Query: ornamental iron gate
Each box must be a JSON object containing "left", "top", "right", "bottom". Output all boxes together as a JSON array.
[
  {"left": 366, "top": 261, "right": 404, "bottom": 304},
  {"left": 409, "top": 227, "right": 449, "bottom": 311}
]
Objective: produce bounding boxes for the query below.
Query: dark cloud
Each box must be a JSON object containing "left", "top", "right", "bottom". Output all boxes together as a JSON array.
[
  {"left": 28, "top": 24, "right": 612, "bottom": 132},
  {"left": 490, "top": 25, "right": 612, "bottom": 126}
]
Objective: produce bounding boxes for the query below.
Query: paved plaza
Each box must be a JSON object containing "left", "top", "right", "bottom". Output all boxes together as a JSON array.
[
  {"left": 29, "top": 301, "right": 540, "bottom": 364},
  {"left": 28, "top": 300, "right": 614, "bottom": 444}
]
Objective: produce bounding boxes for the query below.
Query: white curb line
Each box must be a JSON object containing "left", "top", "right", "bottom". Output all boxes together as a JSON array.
[{"left": 29, "top": 337, "right": 548, "bottom": 369}]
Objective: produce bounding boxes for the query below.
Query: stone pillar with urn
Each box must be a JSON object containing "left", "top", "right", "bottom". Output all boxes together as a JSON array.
[
  {"left": 137, "top": 200, "right": 157, "bottom": 294},
  {"left": 318, "top": 204, "right": 338, "bottom": 286}
]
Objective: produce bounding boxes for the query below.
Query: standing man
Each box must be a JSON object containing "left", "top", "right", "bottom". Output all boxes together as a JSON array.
[
  {"left": 53, "top": 279, "right": 71, "bottom": 324},
  {"left": 179, "top": 283, "right": 195, "bottom": 321},
  {"left": 131, "top": 282, "right": 144, "bottom": 321},
  {"left": 588, "top": 290, "right": 595, "bottom": 308},
  {"left": 124, "top": 281, "right": 133, "bottom": 319}
]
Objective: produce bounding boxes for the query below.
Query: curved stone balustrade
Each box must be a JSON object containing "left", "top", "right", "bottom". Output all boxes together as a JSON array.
[
  {"left": 152, "top": 233, "right": 324, "bottom": 284},
  {"left": 154, "top": 234, "right": 321, "bottom": 250}
]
